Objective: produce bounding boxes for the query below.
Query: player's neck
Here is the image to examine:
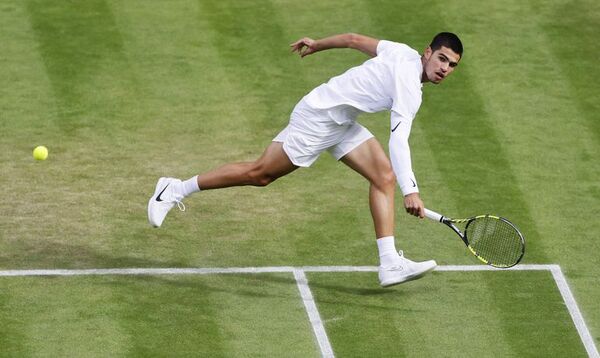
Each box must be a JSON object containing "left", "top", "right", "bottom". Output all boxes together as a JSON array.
[{"left": 420, "top": 56, "right": 430, "bottom": 84}]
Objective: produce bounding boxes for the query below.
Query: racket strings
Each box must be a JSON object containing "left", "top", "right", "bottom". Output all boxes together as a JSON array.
[{"left": 466, "top": 217, "right": 524, "bottom": 267}]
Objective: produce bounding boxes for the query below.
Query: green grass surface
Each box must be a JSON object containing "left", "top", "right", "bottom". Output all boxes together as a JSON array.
[
  {"left": 0, "top": 274, "right": 316, "bottom": 357},
  {"left": 309, "top": 271, "right": 586, "bottom": 357},
  {"left": 0, "top": 0, "right": 598, "bottom": 356}
]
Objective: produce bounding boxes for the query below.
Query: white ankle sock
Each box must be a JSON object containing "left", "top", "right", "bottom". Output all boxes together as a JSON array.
[
  {"left": 181, "top": 175, "right": 200, "bottom": 197},
  {"left": 377, "top": 236, "right": 400, "bottom": 266}
]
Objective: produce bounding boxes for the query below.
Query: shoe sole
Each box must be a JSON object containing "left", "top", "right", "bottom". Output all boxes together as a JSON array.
[
  {"left": 148, "top": 177, "right": 168, "bottom": 227},
  {"left": 380, "top": 262, "right": 437, "bottom": 287}
]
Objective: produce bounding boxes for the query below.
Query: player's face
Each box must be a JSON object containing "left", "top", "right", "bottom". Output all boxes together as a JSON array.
[{"left": 422, "top": 46, "right": 460, "bottom": 84}]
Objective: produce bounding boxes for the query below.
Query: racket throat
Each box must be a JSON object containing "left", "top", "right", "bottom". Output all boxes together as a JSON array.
[{"left": 445, "top": 222, "right": 469, "bottom": 246}]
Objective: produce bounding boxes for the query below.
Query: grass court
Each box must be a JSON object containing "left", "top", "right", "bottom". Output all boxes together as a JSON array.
[{"left": 1, "top": 0, "right": 599, "bottom": 356}]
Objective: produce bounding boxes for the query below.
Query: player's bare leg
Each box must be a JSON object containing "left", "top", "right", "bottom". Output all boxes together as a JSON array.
[
  {"left": 340, "top": 138, "right": 396, "bottom": 238},
  {"left": 148, "top": 142, "right": 298, "bottom": 227},
  {"left": 340, "top": 138, "right": 436, "bottom": 287},
  {"left": 198, "top": 142, "right": 298, "bottom": 189}
]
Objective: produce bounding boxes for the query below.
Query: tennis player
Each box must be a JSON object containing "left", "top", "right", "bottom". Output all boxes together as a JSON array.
[{"left": 148, "top": 32, "right": 463, "bottom": 287}]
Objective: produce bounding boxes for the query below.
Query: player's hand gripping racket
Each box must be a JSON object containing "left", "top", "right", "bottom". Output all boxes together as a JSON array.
[{"left": 424, "top": 208, "right": 525, "bottom": 268}]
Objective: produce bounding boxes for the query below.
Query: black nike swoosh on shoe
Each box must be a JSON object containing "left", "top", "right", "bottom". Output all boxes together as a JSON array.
[
  {"left": 155, "top": 184, "right": 169, "bottom": 202},
  {"left": 391, "top": 121, "right": 401, "bottom": 132}
]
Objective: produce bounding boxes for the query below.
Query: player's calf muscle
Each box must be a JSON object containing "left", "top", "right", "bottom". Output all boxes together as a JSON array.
[
  {"left": 208, "top": 161, "right": 277, "bottom": 188},
  {"left": 196, "top": 162, "right": 251, "bottom": 189}
]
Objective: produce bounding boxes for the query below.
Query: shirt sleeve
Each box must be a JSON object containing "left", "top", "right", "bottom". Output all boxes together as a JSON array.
[{"left": 389, "top": 110, "right": 419, "bottom": 196}]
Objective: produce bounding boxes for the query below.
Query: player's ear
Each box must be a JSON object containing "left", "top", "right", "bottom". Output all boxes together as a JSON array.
[{"left": 423, "top": 46, "right": 433, "bottom": 59}]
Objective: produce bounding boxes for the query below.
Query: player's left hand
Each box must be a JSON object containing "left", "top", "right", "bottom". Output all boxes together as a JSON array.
[
  {"left": 290, "top": 37, "right": 318, "bottom": 57},
  {"left": 404, "top": 193, "right": 425, "bottom": 218}
]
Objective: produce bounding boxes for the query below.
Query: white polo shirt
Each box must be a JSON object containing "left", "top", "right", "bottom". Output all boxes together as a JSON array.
[{"left": 302, "top": 40, "right": 423, "bottom": 195}]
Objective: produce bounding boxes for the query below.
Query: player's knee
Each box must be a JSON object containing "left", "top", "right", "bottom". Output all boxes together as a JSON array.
[
  {"left": 247, "top": 165, "right": 276, "bottom": 187},
  {"left": 254, "top": 174, "right": 275, "bottom": 187},
  {"left": 376, "top": 168, "right": 396, "bottom": 191}
]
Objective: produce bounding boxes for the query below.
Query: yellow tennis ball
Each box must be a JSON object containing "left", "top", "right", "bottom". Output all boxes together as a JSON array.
[{"left": 33, "top": 146, "right": 48, "bottom": 161}]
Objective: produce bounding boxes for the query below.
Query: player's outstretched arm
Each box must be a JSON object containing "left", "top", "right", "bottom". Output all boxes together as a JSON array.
[{"left": 290, "top": 33, "right": 380, "bottom": 58}]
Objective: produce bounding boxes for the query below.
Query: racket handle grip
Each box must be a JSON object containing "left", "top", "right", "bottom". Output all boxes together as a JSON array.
[{"left": 424, "top": 208, "right": 444, "bottom": 222}]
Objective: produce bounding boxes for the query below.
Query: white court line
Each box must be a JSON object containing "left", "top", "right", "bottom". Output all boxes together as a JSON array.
[
  {"left": 550, "top": 266, "right": 600, "bottom": 358},
  {"left": 0, "top": 264, "right": 555, "bottom": 276},
  {"left": 293, "top": 269, "right": 335, "bottom": 358},
  {"left": 0, "top": 267, "right": 296, "bottom": 277},
  {"left": 0, "top": 265, "right": 597, "bottom": 358}
]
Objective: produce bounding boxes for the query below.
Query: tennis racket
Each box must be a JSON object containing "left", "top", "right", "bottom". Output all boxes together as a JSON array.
[{"left": 424, "top": 208, "right": 525, "bottom": 268}]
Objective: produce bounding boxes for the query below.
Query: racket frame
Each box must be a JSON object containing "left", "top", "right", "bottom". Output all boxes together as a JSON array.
[{"left": 424, "top": 208, "right": 525, "bottom": 268}]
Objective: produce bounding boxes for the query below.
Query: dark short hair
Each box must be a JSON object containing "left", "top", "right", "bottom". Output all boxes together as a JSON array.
[{"left": 430, "top": 32, "right": 463, "bottom": 57}]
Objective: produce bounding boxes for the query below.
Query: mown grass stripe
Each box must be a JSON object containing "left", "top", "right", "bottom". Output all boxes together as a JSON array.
[
  {"left": 0, "top": 283, "right": 29, "bottom": 356},
  {"left": 0, "top": 276, "right": 131, "bottom": 356},
  {"left": 198, "top": 0, "right": 296, "bottom": 135},
  {"left": 537, "top": 0, "right": 600, "bottom": 143},
  {"left": 25, "top": 0, "right": 135, "bottom": 135},
  {"left": 112, "top": 275, "right": 227, "bottom": 356}
]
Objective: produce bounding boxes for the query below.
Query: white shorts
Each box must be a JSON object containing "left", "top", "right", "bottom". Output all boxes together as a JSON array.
[{"left": 273, "top": 100, "right": 374, "bottom": 167}]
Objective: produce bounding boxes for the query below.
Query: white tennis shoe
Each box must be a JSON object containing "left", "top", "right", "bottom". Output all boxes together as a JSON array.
[
  {"left": 148, "top": 177, "right": 185, "bottom": 228},
  {"left": 378, "top": 251, "right": 437, "bottom": 287}
]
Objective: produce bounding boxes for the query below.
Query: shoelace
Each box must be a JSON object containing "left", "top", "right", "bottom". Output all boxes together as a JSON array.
[{"left": 175, "top": 199, "right": 186, "bottom": 212}]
